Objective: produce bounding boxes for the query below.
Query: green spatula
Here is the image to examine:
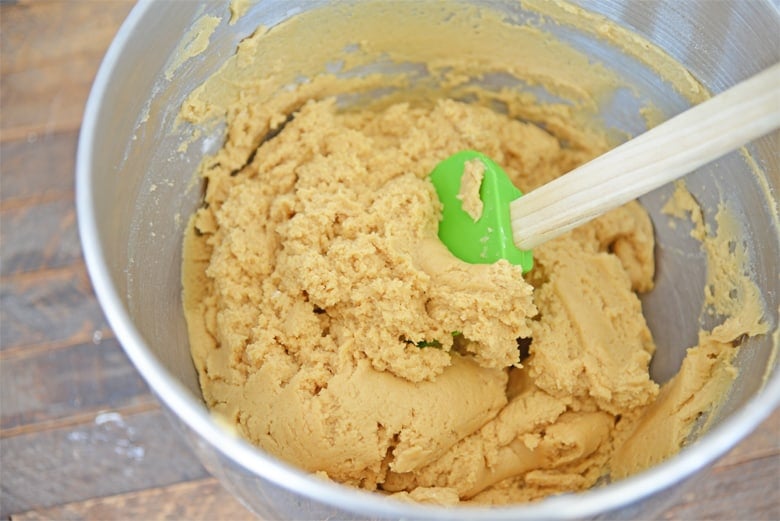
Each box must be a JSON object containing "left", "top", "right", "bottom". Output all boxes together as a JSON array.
[
  {"left": 430, "top": 151, "right": 533, "bottom": 273},
  {"left": 430, "top": 64, "right": 780, "bottom": 274}
]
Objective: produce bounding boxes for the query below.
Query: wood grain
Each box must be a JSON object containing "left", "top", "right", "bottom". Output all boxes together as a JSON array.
[
  {"left": 0, "top": 130, "right": 77, "bottom": 204},
  {"left": 0, "top": 1, "right": 777, "bottom": 520},
  {"left": 717, "top": 408, "right": 780, "bottom": 466},
  {"left": 0, "top": 197, "right": 81, "bottom": 276},
  {"left": 0, "top": 408, "right": 210, "bottom": 520},
  {"left": 9, "top": 478, "right": 254, "bottom": 521},
  {"left": 680, "top": 455, "right": 780, "bottom": 520},
  {"left": 0, "top": 263, "right": 110, "bottom": 353},
  {"left": 0, "top": 336, "right": 152, "bottom": 434},
  {"left": 0, "top": 0, "right": 135, "bottom": 140}
]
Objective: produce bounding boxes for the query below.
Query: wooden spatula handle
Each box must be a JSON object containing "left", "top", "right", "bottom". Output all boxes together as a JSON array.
[{"left": 511, "top": 63, "right": 780, "bottom": 250}]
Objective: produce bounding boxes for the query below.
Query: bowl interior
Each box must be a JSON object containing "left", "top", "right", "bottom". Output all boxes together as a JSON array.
[{"left": 79, "top": 0, "right": 779, "bottom": 518}]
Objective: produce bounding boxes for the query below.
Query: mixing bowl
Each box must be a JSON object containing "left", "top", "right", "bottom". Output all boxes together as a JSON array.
[{"left": 76, "top": 0, "right": 779, "bottom": 519}]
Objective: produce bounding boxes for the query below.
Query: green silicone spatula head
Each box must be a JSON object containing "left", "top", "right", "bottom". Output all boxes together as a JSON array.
[{"left": 430, "top": 150, "right": 533, "bottom": 273}]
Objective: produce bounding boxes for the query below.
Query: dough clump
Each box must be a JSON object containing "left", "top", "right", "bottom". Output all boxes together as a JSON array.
[{"left": 182, "top": 96, "right": 741, "bottom": 504}]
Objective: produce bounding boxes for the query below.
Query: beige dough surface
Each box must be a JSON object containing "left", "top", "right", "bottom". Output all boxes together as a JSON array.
[
  {"left": 180, "top": 1, "right": 766, "bottom": 506},
  {"left": 182, "top": 97, "right": 716, "bottom": 503}
]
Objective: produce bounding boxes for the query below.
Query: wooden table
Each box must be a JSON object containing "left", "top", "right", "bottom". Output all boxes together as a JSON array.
[{"left": 0, "top": 2, "right": 777, "bottom": 519}]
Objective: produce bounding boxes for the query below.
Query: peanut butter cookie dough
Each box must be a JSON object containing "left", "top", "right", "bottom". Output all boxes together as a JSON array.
[{"left": 180, "top": 1, "right": 766, "bottom": 506}]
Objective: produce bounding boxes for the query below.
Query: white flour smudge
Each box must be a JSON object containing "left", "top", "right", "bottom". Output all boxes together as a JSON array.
[{"left": 65, "top": 411, "right": 146, "bottom": 463}]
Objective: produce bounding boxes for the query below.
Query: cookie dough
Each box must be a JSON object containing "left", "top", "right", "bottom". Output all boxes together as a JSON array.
[
  {"left": 182, "top": 96, "right": 649, "bottom": 502},
  {"left": 180, "top": 1, "right": 766, "bottom": 506},
  {"left": 458, "top": 159, "right": 486, "bottom": 221}
]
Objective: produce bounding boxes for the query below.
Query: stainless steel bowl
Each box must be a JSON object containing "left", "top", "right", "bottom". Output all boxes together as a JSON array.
[{"left": 76, "top": 1, "right": 779, "bottom": 519}]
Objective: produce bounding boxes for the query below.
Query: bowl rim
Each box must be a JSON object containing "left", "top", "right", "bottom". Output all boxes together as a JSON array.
[{"left": 76, "top": 1, "right": 780, "bottom": 518}]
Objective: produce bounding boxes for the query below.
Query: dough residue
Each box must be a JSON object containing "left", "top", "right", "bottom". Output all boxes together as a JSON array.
[
  {"left": 165, "top": 14, "right": 221, "bottom": 81},
  {"left": 458, "top": 158, "right": 486, "bottom": 222}
]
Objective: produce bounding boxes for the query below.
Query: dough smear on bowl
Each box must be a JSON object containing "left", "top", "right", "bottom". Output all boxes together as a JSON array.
[{"left": 180, "top": 1, "right": 767, "bottom": 506}]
